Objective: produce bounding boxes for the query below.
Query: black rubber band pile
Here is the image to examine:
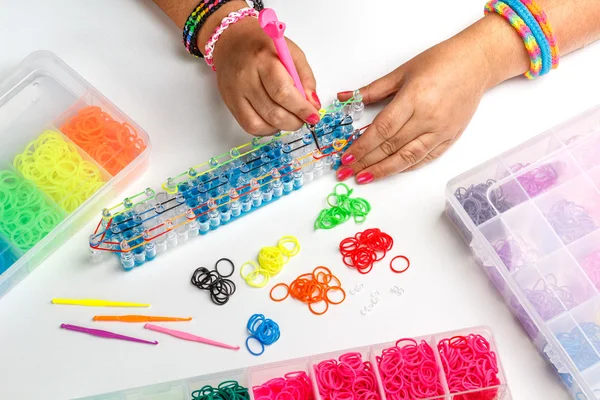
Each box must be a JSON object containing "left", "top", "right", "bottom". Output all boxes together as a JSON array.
[{"left": 191, "top": 258, "right": 236, "bottom": 305}]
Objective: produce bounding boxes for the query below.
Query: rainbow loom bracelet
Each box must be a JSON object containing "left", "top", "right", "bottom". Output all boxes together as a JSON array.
[
  {"left": 183, "top": 0, "right": 234, "bottom": 58},
  {"left": 484, "top": 0, "right": 543, "bottom": 79},
  {"left": 521, "top": 0, "right": 560, "bottom": 69},
  {"left": 500, "top": 0, "right": 552, "bottom": 76}
]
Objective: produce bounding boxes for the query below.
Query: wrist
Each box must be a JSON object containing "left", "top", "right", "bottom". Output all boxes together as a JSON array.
[
  {"left": 464, "top": 14, "right": 531, "bottom": 89},
  {"left": 196, "top": 0, "right": 248, "bottom": 55}
]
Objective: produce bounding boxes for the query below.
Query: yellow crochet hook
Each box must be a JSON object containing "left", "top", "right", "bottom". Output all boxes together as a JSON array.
[{"left": 51, "top": 298, "right": 150, "bottom": 307}]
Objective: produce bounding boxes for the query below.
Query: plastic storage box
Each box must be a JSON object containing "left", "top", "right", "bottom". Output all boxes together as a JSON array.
[
  {"left": 0, "top": 51, "right": 150, "bottom": 299},
  {"left": 446, "top": 105, "right": 600, "bottom": 399},
  {"left": 77, "top": 326, "right": 510, "bottom": 400}
]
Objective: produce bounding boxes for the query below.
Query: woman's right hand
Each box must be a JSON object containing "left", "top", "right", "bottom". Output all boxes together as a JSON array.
[{"left": 209, "top": 15, "right": 322, "bottom": 136}]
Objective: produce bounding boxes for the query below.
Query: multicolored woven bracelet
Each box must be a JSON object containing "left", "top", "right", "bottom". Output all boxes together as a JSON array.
[
  {"left": 500, "top": 0, "right": 552, "bottom": 75},
  {"left": 484, "top": 0, "right": 543, "bottom": 79},
  {"left": 204, "top": 7, "right": 259, "bottom": 71},
  {"left": 183, "top": 0, "right": 234, "bottom": 58},
  {"left": 521, "top": 0, "right": 560, "bottom": 69}
]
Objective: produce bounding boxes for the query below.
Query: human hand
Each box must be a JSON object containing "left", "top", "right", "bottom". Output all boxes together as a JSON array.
[
  {"left": 211, "top": 17, "right": 321, "bottom": 136},
  {"left": 335, "top": 31, "right": 494, "bottom": 184}
]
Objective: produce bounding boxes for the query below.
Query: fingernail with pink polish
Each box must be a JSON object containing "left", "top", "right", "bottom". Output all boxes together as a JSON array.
[
  {"left": 312, "top": 92, "right": 321, "bottom": 108},
  {"left": 341, "top": 154, "right": 355, "bottom": 166},
  {"left": 306, "top": 113, "right": 320, "bottom": 125},
  {"left": 337, "top": 167, "right": 353, "bottom": 181},
  {"left": 356, "top": 172, "right": 374, "bottom": 185},
  {"left": 338, "top": 91, "right": 353, "bottom": 97}
]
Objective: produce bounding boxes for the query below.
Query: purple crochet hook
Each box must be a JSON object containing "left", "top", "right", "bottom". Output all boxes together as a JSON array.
[{"left": 60, "top": 323, "right": 158, "bottom": 345}]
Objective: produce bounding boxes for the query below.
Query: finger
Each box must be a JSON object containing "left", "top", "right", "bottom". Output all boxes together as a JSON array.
[
  {"left": 340, "top": 95, "right": 414, "bottom": 166},
  {"left": 354, "top": 133, "right": 443, "bottom": 184},
  {"left": 248, "top": 81, "right": 306, "bottom": 132},
  {"left": 288, "top": 40, "right": 321, "bottom": 110},
  {"left": 345, "top": 118, "right": 424, "bottom": 173},
  {"left": 337, "top": 68, "right": 404, "bottom": 105},
  {"left": 231, "top": 97, "right": 277, "bottom": 136},
  {"left": 260, "top": 62, "right": 320, "bottom": 126},
  {"left": 405, "top": 140, "right": 453, "bottom": 172}
]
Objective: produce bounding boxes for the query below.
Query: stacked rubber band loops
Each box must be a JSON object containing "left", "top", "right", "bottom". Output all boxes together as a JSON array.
[
  {"left": 493, "top": 238, "right": 532, "bottom": 271},
  {"left": 545, "top": 200, "right": 597, "bottom": 244},
  {"left": 241, "top": 236, "right": 300, "bottom": 288},
  {"left": 315, "top": 183, "right": 371, "bottom": 230},
  {"left": 314, "top": 352, "right": 381, "bottom": 400},
  {"left": 191, "top": 380, "right": 250, "bottom": 400},
  {"left": 0, "top": 170, "right": 64, "bottom": 251},
  {"left": 438, "top": 335, "right": 501, "bottom": 399},
  {"left": 61, "top": 106, "right": 146, "bottom": 176},
  {"left": 191, "top": 258, "right": 236, "bottom": 305},
  {"left": 13, "top": 130, "right": 105, "bottom": 212},
  {"left": 252, "top": 371, "right": 314, "bottom": 400},
  {"left": 340, "top": 228, "right": 394, "bottom": 274},
  {"left": 270, "top": 266, "right": 346, "bottom": 316},
  {"left": 0, "top": 234, "right": 19, "bottom": 275},
  {"left": 376, "top": 339, "right": 444, "bottom": 399},
  {"left": 455, "top": 180, "right": 512, "bottom": 226},
  {"left": 246, "top": 314, "right": 280, "bottom": 357}
]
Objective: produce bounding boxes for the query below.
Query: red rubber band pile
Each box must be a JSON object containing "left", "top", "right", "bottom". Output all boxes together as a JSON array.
[
  {"left": 340, "top": 228, "right": 400, "bottom": 274},
  {"left": 270, "top": 266, "right": 346, "bottom": 316},
  {"left": 314, "top": 352, "right": 380, "bottom": 400},
  {"left": 376, "top": 338, "right": 445, "bottom": 399},
  {"left": 252, "top": 371, "right": 313, "bottom": 400},
  {"left": 438, "top": 335, "right": 501, "bottom": 400}
]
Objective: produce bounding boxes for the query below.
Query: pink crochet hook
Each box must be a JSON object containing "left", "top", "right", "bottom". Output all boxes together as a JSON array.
[
  {"left": 144, "top": 323, "right": 240, "bottom": 351},
  {"left": 60, "top": 323, "right": 158, "bottom": 345},
  {"left": 259, "top": 8, "right": 305, "bottom": 95}
]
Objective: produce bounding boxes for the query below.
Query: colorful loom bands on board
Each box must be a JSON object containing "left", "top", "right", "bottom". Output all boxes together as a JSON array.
[{"left": 89, "top": 96, "right": 365, "bottom": 270}]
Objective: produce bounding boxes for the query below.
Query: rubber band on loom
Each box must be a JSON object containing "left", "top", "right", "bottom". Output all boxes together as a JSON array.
[{"left": 60, "top": 106, "right": 146, "bottom": 176}]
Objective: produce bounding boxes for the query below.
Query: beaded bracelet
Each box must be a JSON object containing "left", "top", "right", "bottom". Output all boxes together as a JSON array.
[
  {"left": 484, "top": 0, "right": 543, "bottom": 79},
  {"left": 204, "top": 7, "right": 259, "bottom": 71},
  {"left": 183, "top": 0, "right": 234, "bottom": 58}
]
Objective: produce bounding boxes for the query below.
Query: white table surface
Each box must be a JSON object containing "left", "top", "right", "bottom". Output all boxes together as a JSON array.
[{"left": 1, "top": 0, "right": 599, "bottom": 399}]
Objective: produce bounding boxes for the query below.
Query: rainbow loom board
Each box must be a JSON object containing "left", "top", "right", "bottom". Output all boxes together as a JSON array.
[
  {"left": 0, "top": 51, "right": 150, "bottom": 299},
  {"left": 88, "top": 95, "right": 365, "bottom": 270}
]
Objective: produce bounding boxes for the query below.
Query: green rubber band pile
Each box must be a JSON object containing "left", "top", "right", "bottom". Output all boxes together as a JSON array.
[
  {"left": 314, "top": 183, "right": 371, "bottom": 230},
  {"left": 0, "top": 170, "right": 64, "bottom": 251},
  {"left": 191, "top": 381, "right": 250, "bottom": 400}
]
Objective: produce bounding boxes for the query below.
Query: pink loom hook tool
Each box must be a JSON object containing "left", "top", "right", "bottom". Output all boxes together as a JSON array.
[
  {"left": 259, "top": 8, "right": 322, "bottom": 149},
  {"left": 144, "top": 323, "right": 240, "bottom": 351},
  {"left": 259, "top": 8, "right": 305, "bottom": 95}
]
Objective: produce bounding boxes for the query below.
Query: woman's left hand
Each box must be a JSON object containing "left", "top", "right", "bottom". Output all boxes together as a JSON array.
[{"left": 336, "top": 27, "right": 498, "bottom": 185}]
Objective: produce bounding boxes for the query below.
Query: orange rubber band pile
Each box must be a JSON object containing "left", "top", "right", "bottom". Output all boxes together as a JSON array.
[
  {"left": 61, "top": 106, "right": 147, "bottom": 176},
  {"left": 270, "top": 266, "right": 346, "bottom": 316}
]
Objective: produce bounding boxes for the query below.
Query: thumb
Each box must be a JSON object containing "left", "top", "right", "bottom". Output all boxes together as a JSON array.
[
  {"left": 337, "top": 69, "right": 403, "bottom": 105},
  {"left": 289, "top": 39, "right": 321, "bottom": 110}
]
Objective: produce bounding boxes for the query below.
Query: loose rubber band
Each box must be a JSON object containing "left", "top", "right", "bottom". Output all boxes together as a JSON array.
[{"left": 390, "top": 256, "right": 411, "bottom": 274}]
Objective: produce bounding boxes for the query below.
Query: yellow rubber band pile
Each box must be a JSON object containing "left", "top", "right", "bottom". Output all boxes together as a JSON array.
[
  {"left": 13, "top": 130, "right": 106, "bottom": 213},
  {"left": 241, "top": 236, "right": 301, "bottom": 288}
]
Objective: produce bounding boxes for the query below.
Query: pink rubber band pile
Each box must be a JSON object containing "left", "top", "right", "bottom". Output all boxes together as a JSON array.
[
  {"left": 438, "top": 334, "right": 501, "bottom": 400},
  {"left": 376, "top": 338, "right": 444, "bottom": 399},
  {"left": 314, "top": 352, "right": 380, "bottom": 400},
  {"left": 252, "top": 371, "right": 313, "bottom": 400}
]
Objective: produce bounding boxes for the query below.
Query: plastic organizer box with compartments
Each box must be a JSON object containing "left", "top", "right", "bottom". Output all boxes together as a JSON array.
[
  {"left": 446, "top": 104, "right": 600, "bottom": 399},
  {"left": 0, "top": 51, "right": 151, "bottom": 299},
  {"left": 77, "top": 326, "right": 510, "bottom": 400}
]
